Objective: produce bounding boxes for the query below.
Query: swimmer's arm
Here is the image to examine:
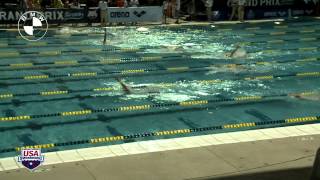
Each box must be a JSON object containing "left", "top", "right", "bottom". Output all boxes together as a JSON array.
[
  {"left": 229, "top": 47, "right": 240, "bottom": 57},
  {"left": 115, "top": 78, "right": 132, "bottom": 94}
]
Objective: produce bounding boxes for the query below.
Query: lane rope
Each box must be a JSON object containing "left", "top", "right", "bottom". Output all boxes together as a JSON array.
[
  {"left": 0, "top": 55, "right": 318, "bottom": 72},
  {"left": 0, "top": 91, "right": 319, "bottom": 122},
  {"left": 0, "top": 114, "right": 317, "bottom": 153}
]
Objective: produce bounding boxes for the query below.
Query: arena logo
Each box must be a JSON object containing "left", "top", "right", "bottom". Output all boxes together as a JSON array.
[
  {"left": 0, "top": 10, "right": 63, "bottom": 21},
  {"left": 133, "top": 11, "right": 146, "bottom": 18},
  {"left": 304, "top": 0, "right": 319, "bottom": 4},
  {"left": 110, "top": 12, "right": 130, "bottom": 18},
  {"left": 87, "top": 9, "right": 98, "bottom": 19},
  {"left": 292, "top": 9, "right": 314, "bottom": 15},
  {"left": 247, "top": 10, "right": 256, "bottom": 19},
  {"left": 64, "top": 11, "right": 84, "bottom": 20},
  {"left": 263, "top": 11, "right": 287, "bottom": 17},
  {"left": 227, "top": 0, "right": 280, "bottom": 6}
]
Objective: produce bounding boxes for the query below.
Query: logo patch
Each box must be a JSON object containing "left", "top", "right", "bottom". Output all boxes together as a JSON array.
[
  {"left": 17, "top": 149, "right": 44, "bottom": 171},
  {"left": 133, "top": 11, "right": 146, "bottom": 17},
  {"left": 18, "top": 11, "right": 48, "bottom": 41}
]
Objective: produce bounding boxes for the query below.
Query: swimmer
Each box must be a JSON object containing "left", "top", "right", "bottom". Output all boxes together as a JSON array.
[
  {"left": 165, "top": 44, "right": 184, "bottom": 51},
  {"left": 115, "top": 77, "right": 132, "bottom": 94},
  {"left": 103, "top": 28, "right": 107, "bottom": 45},
  {"left": 137, "top": 27, "right": 150, "bottom": 33},
  {"left": 146, "top": 44, "right": 184, "bottom": 54},
  {"left": 225, "top": 45, "right": 247, "bottom": 58},
  {"left": 206, "top": 64, "right": 249, "bottom": 74},
  {"left": 115, "top": 78, "right": 161, "bottom": 94},
  {"left": 290, "top": 92, "right": 320, "bottom": 101}
]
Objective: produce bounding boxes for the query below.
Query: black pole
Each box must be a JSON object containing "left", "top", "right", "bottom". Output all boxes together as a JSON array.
[
  {"left": 164, "top": 10, "right": 167, "bottom": 24},
  {"left": 311, "top": 148, "right": 320, "bottom": 180},
  {"left": 103, "top": 28, "right": 107, "bottom": 45}
]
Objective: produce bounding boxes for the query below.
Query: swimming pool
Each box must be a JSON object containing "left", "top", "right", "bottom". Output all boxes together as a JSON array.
[{"left": 0, "top": 18, "right": 319, "bottom": 158}]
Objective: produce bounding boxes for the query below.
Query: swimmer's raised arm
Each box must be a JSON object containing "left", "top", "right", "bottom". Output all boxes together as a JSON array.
[
  {"left": 226, "top": 45, "right": 247, "bottom": 59},
  {"left": 229, "top": 45, "right": 241, "bottom": 57},
  {"left": 115, "top": 77, "right": 132, "bottom": 94}
]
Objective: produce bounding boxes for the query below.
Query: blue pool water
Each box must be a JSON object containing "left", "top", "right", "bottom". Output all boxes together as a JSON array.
[{"left": 0, "top": 19, "right": 319, "bottom": 157}]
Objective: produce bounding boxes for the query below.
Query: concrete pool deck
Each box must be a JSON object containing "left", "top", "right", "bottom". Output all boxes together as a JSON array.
[{"left": 0, "top": 123, "right": 319, "bottom": 180}]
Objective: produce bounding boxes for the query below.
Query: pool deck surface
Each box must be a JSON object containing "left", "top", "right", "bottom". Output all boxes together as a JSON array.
[{"left": 0, "top": 123, "right": 319, "bottom": 180}]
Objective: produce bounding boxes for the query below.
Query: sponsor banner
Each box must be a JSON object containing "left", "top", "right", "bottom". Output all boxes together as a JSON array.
[
  {"left": 210, "top": 8, "right": 316, "bottom": 21},
  {"left": 107, "top": 6, "right": 163, "bottom": 23},
  {"left": 87, "top": 7, "right": 99, "bottom": 21},
  {"left": 208, "top": 0, "right": 317, "bottom": 20},
  {"left": 209, "top": 7, "right": 315, "bottom": 21},
  {"left": 193, "top": 0, "right": 318, "bottom": 21},
  {"left": 0, "top": 6, "right": 163, "bottom": 24},
  {"left": 0, "top": 0, "right": 318, "bottom": 24},
  {"left": 311, "top": 148, "right": 320, "bottom": 179},
  {"left": 0, "top": 8, "right": 86, "bottom": 23},
  {"left": 245, "top": 8, "right": 315, "bottom": 19},
  {"left": 215, "top": 0, "right": 318, "bottom": 7},
  {"left": 227, "top": 0, "right": 283, "bottom": 7}
]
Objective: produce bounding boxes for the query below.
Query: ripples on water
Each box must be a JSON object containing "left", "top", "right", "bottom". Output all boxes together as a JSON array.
[
  {"left": 65, "top": 26, "right": 310, "bottom": 103},
  {"left": 90, "top": 79, "right": 271, "bottom": 103}
]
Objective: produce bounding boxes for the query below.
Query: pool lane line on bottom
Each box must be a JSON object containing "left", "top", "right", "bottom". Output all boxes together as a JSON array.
[
  {"left": 0, "top": 91, "right": 318, "bottom": 122},
  {"left": 195, "top": 23, "right": 320, "bottom": 32},
  {"left": 0, "top": 43, "right": 319, "bottom": 58},
  {"left": 222, "top": 29, "right": 320, "bottom": 37},
  {"left": 0, "top": 47, "right": 140, "bottom": 58},
  {"left": 0, "top": 114, "right": 318, "bottom": 154},
  {"left": 241, "top": 36, "right": 320, "bottom": 45},
  {"left": 0, "top": 53, "right": 319, "bottom": 72},
  {"left": 0, "top": 55, "right": 187, "bottom": 71},
  {"left": 0, "top": 32, "right": 106, "bottom": 41}
]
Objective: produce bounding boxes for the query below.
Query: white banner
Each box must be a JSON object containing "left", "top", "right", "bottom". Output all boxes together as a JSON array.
[{"left": 106, "top": 6, "right": 163, "bottom": 23}]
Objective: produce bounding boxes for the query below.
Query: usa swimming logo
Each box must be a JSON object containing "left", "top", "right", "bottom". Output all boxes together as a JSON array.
[{"left": 17, "top": 149, "right": 44, "bottom": 171}]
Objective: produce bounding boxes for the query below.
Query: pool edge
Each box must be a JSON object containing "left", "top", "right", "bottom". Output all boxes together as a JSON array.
[{"left": 0, "top": 123, "right": 319, "bottom": 171}]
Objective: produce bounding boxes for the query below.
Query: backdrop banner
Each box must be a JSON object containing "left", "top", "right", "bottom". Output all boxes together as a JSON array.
[
  {"left": 0, "top": 0, "right": 319, "bottom": 24},
  {"left": 0, "top": 6, "right": 163, "bottom": 24},
  {"left": 0, "top": 8, "right": 87, "bottom": 24},
  {"left": 197, "top": 0, "right": 318, "bottom": 20}
]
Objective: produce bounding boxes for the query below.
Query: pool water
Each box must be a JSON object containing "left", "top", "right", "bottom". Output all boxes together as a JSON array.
[{"left": 0, "top": 19, "right": 319, "bottom": 157}]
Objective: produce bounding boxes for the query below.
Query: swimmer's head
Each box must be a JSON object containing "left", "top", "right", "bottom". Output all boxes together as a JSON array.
[
  {"left": 137, "top": 27, "right": 149, "bottom": 32},
  {"left": 225, "top": 64, "right": 237, "bottom": 69}
]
